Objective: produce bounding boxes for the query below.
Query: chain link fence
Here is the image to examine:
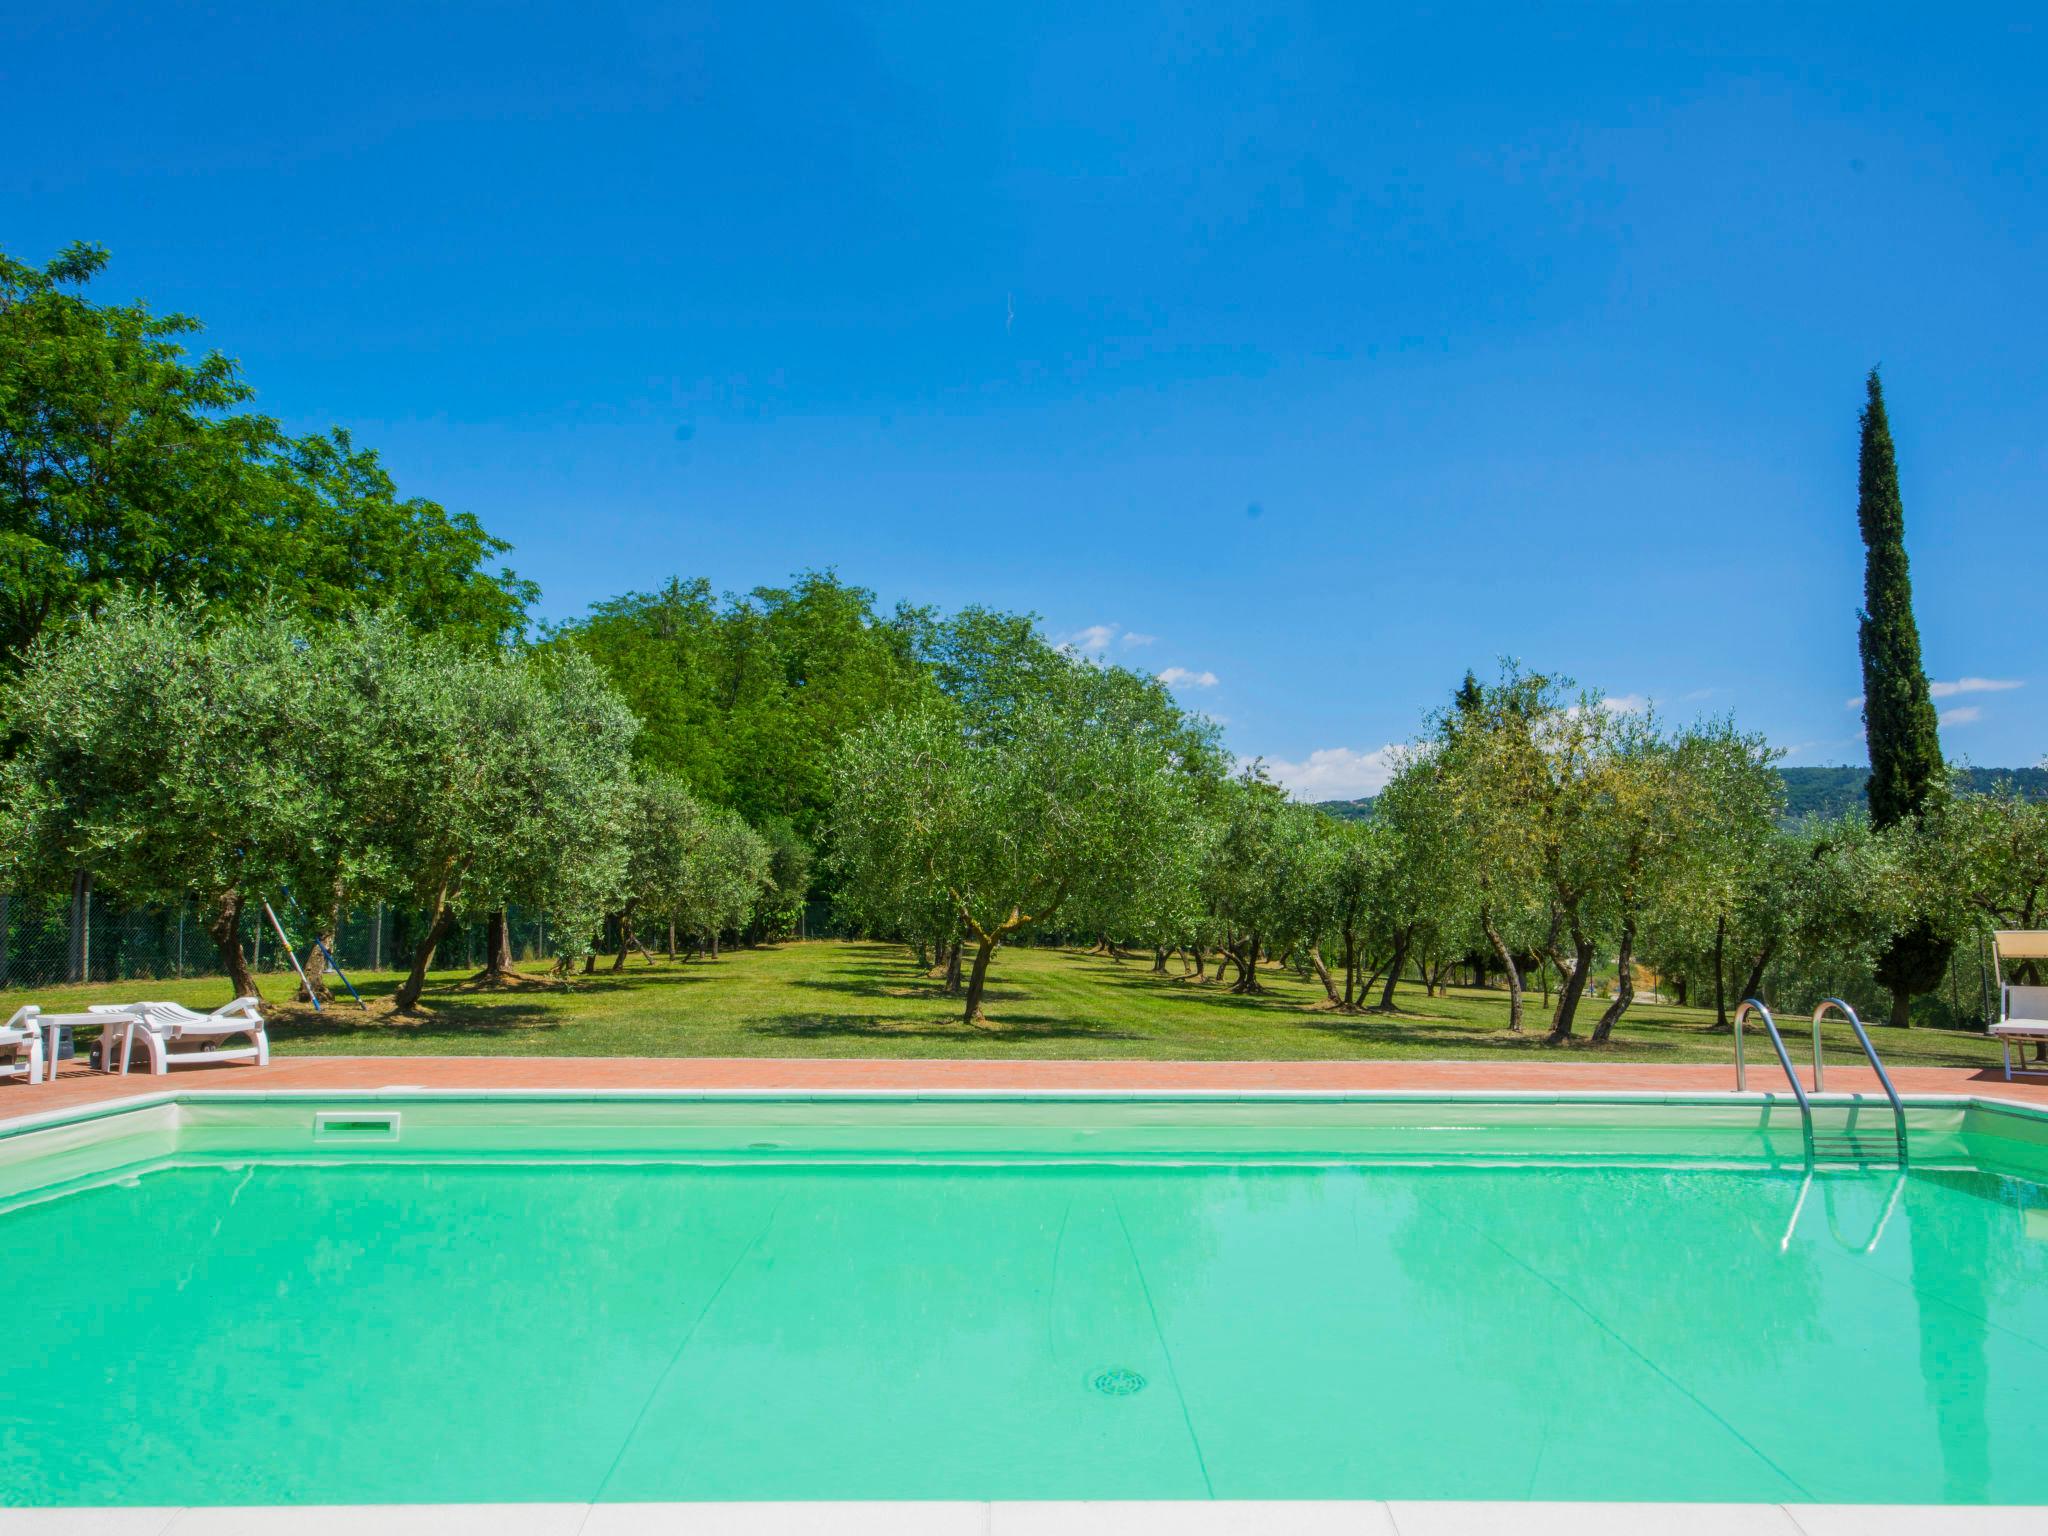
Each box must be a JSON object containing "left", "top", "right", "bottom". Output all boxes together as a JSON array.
[{"left": 0, "top": 888, "right": 561, "bottom": 990}]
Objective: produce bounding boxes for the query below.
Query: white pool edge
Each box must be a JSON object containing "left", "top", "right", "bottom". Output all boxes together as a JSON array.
[{"left": 4, "top": 1498, "right": 2044, "bottom": 1534}]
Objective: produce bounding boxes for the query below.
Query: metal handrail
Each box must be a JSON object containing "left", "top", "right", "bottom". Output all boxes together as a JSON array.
[
  {"left": 1734, "top": 998, "right": 1812, "bottom": 1164},
  {"left": 1812, "top": 998, "right": 1909, "bottom": 1164}
]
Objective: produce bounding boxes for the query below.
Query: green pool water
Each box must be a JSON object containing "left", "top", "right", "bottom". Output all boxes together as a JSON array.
[{"left": 4, "top": 1095, "right": 2048, "bottom": 1507}]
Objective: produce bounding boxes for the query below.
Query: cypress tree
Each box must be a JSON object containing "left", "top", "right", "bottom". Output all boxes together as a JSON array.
[
  {"left": 1453, "top": 669, "right": 1484, "bottom": 717},
  {"left": 1854, "top": 368, "right": 1950, "bottom": 1026}
]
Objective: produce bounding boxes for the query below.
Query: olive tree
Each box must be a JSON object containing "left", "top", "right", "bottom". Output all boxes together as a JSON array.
[
  {"left": 0, "top": 596, "right": 337, "bottom": 998},
  {"left": 831, "top": 660, "right": 1190, "bottom": 1026},
  {"left": 1434, "top": 667, "right": 1559, "bottom": 1032},
  {"left": 595, "top": 774, "right": 707, "bottom": 969},
  {"left": 1640, "top": 721, "right": 1782, "bottom": 1024},
  {"left": 1366, "top": 750, "right": 1466, "bottom": 1010},
  {"left": 331, "top": 637, "right": 637, "bottom": 1010},
  {"left": 674, "top": 806, "right": 773, "bottom": 957},
  {"left": 1307, "top": 817, "right": 1397, "bottom": 1011},
  {"left": 1923, "top": 781, "right": 2048, "bottom": 942},
  {"left": 1198, "top": 769, "right": 1296, "bottom": 994}
]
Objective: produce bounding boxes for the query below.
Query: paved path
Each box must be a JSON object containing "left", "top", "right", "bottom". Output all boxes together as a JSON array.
[{"left": 6, "top": 1051, "right": 2046, "bottom": 1125}]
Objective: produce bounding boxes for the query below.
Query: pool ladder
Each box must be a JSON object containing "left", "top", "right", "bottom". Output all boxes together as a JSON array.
[{"left": 1734, "top": 998, "right": 1908, "bottom": 1168}]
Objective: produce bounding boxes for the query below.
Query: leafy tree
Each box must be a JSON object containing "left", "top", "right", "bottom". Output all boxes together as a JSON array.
[
  {"left": 751, "top": 816, "right": 815, "bottom": 941},
  {"left": 1293, "top": 813, "right": 1393, "bottom": 1011},
  {"left": 1434, "top": 666, "right": 1562, "bottom": 1032},
  {"left": 264, "top": 426, "right": 535, "bottom": 647},
  {"left": 597, "top": 774, "right": 709, "bottom": 970},
  {"left": 325, "top": 635, "right": 637, "bottom": 1010},
  {"left": 1853, "top": 368, "right": 1951, "bottom": 1024},
  {"left": 1118, "top": 793, "right": 1218, "bottom": 977},
  {"left": 831, "top": 657, "right": 1192, "bottom": 1025},
  {"left": 0, "top": 242, "right": 533, "bottom": 670},
  {"left": 1573, "top": 711, "right": 1698, "bottom": 1043},
  {"left": 551, "top": 572, "right": 933, "bottom": 850},
  {"left": 674, "top": 807, "right": 773, "bottom": 957},
  {"left": 1, "top": 245, "right": 274, "bottom": 667},
  {"left": 1936, "top": 782, "right": 2048, "bottom": 936},
  {"left": 1199, "top": 769, "right": 1296, "bottom": 994},
  {"left": 1366, "top": 750, "right": 1465, "bottom": 1011},
  {"left": 0, "top": 596, "right": 335, "bottom": 998},
  {"left": 1655, "top": 721, "right": 1783, "bottom": 1024},
  {"left": 1432, "top": 670, "right": 1760, "bottom": 1043}
]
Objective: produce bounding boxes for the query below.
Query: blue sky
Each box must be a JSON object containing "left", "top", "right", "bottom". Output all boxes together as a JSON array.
[{"left": 8, "top": 2, "right": 2044, "bottom": 795}]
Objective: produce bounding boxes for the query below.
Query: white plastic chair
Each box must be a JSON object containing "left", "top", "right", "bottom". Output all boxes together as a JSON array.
[
  {"left": 1, "top": 1006, "right": 47, "bottom": 1086},
  {"left": 86, "top": 997, "right": 269, "bottom": 1075},
  {"left": 1988, "top": 931, "right": 2048, "bottom": 1081}
]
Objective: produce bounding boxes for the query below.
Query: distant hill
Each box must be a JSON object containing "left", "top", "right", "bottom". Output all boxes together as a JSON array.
[
  {"left": 1778, "top": 765, "right": 2048, "bottom": 821},
  {"left": 1317, "top": 797, "right": 1377, "bottom": 822},
  {"left": 1317, "top": 766, "right": 2047, "bottom": 825}
]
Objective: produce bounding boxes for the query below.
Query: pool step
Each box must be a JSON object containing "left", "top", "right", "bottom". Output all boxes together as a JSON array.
[
  {"left": 1736, "top": 998, "right": 1909, "bottom": 1169},
  {"left": 1809, "top": 1133, "right": 1899, "bottom": 1165}
]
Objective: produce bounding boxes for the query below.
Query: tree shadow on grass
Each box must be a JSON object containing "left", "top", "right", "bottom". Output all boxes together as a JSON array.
[
  {"left": 1297, "top": 1014, "right": 1687, "bottom": 1055},
  {"left": 785, "top": 975, "right": 963, "bottom": 1001},
  {"left": 531, "top": 969, "right": 719, "bottom": 996},
  {"left": 269, "top": 1000, "right": 561, "bottom": 1044},
  {"left": 748, "top": 1011, "right": 1142, "bottom": 1044}
]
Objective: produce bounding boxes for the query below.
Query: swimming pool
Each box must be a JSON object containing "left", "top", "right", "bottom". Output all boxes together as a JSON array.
[{"left": 3, "top": 1091, "right": 2046, "bottom": 1514}]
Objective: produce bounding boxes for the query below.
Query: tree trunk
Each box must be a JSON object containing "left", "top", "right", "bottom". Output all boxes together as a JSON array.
[
  {"left": 667, "top": 923, "right": 677, "bottom": 961},
  {"left": 394, "top": 903, "right": 457, "bottom": 1011},
  {"left": 610, "top": 905, "right": 634, "bottom": 972},
  {"left": 709, "top": 930, "right": 720, "bottom": 959},
  {"left": 961, "top": 937, "right": 998, "bottom": 1024},
  {"left": 469, "top": 907, "right": 518, "bottom": 986},
  {"left": 1190, "top": 945, "right": 1207, "bottom": 980},
  {"left": 1590, "top": 915, "right": 1637, "bottom": 1043},
  {"left": 1548, "top": 923, "right": 1596, "bottom": 1042},
  {"left": 943, "top": 940, "right": 963, "bottom": 996},
  {"left": 207, "top": 890, "right": 259, "bottom": 1000},
  {"left": 1481, "top": 904, "right": 1522, "bottom": 1032},
  {"left": 1889, "top": 988, "right": 1913, "bottom": 1029},
  {"left": 1738, "top": 941, "right": 1776, "bottom": 1012},
  {"left": 1374, "top": 928, "right": 1411, "bottom": 1013},
  {"left": 1712, "top": 913, "right": 1728, "bottom": 1028},
  {"left": 1307, "top": 943, "right": 1343, "bottom": 1007},
  {"left": 298, "top": 900, "right": 338, "bottom": 1003},
  {"left": 913, "top": 940, "right": 930, "bottom": 971},
  {"left": 1230, "top": 932, "right": 1263, "bottom": 994},
  {"left": 1151, "top": 945, "right": 1170, "bottom": 975}
]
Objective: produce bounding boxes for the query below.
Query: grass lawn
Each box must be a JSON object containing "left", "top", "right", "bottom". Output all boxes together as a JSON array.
[{"left": 0, "top": 938, "right": 2008, "bottom": 1067}]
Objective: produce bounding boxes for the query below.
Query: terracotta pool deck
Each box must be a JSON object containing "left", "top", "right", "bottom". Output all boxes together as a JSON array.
[{"left": 6, "top": 1051, "right": 2047, "bottom": 1123}]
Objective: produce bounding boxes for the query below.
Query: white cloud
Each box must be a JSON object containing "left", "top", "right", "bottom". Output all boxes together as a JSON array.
[
  {"left": 1940, "top": 705, "right": 1983, "bottom": 726},
  {"left": 1056, "top": 623, "right": 1119, "bottom": 656},
  {"left": 1156, "top": 666, "right": 1219, "bottom": 689},
  {"left": 1848, "top": 677, "right": 2022, "bottom": 710},
  {"left": 1931, "top": 676, "right": 2023, "bottom": 699},
  {"left": 1265, "top": 746, "right": 1402, "bottom": 801},
  {"left": 1120, "top": 632, "right": 1157, "bottom": 649},
  {"left": 1600, "top": 692, "right": 1652, "bottom": 716}
]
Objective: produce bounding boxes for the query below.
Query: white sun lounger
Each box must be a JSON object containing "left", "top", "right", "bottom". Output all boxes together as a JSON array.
[
  {"left": 86, "top": 997, "right": 269, "bottom": 1076},
  {"left": 2, "top": 1006, "right": 47, "bottom": 1086},
  {"left": 1988, "top": 931, "right": 2048, "bottom": 1082}
]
